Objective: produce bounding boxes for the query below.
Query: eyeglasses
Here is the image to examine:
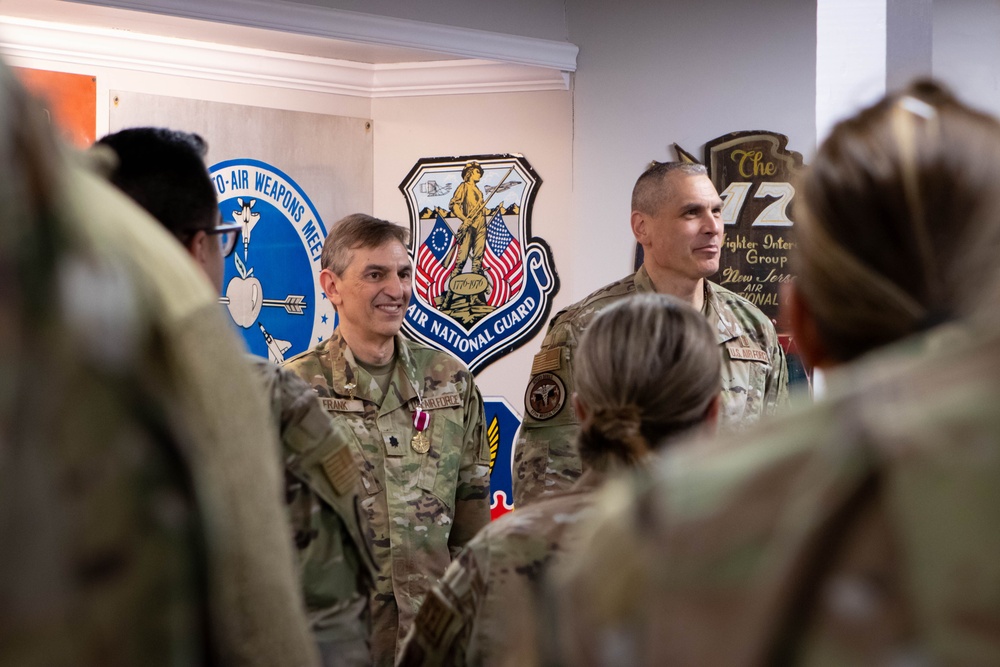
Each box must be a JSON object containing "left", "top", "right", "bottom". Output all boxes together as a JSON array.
[{"left": 206, "top": 223, "right": 243, "bottom": 257}]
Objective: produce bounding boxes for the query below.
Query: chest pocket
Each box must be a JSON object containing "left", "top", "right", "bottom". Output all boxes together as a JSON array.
[
  {"left": 416, "top": 405, "right": 465, "bottom": 510},
  {"left": 721, "top": 340, "right": 770, "bottom": 427}
]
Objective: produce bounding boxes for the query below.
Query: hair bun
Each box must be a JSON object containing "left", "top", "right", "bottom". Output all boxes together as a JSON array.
[{"left": 581, "top": 405, "right": 647, "bottom": 466}]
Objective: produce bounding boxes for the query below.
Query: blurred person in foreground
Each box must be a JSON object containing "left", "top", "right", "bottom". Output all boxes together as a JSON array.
[
  {"left": 396, "top": 293, "right": 721, "bottom": 667},
  {"left": 513, "top": 160, "right": 788, "bottom": 508},
  {"left": 284, "top": 213, "right": 491, "bottom": 666},
  {"left": 98, "top": 126, "right": 375, "bottom": 666},
  {"left": 550, "top": 80, "right": 1000, "bottom": 666},
  {"left": 0, "top": 68, "right": 317, "bottom": 665}
]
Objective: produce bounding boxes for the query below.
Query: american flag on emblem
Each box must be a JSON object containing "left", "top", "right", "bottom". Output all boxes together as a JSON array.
[
  {"left": 484, "top": 212, "right": 524, "bottom": 307},
  {"left": 416, "top": 215, "right": 456, "bottom": 306}
]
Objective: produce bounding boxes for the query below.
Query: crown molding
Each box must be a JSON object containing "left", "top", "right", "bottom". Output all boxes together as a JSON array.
[
  {"left": 63, "top": 0, "right": 579, "bottom": 72},
  {"left": 0, "top": 16, "right": 571, "bottom": 97}
]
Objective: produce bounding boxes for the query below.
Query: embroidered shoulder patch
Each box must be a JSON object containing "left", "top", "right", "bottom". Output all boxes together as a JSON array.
[
  {"left": 531, "top": 347, "right": 563, "bottom": 375},
  {"left": 524, "top": 372, "right": 566, "bottom": 421},
  {"left": 321, "top": 447, "right": 356, "bottom": 496},
  {"left": 420, "top": 393, "right": 462, "bottom": 410}
]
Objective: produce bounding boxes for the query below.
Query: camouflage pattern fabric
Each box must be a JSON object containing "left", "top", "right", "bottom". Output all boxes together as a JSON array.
[
  {"left": 253, "top": 358, "right": 379, "bottom": 666},
  {"left": 552, "top": 324, "right": 1000, "bottom": 665},
  {"left": 284, "top": 329, "right": 491, "bottom": 666},
  {"left": 512, "top": 266, "right": 788, "bottom": 507},
  {"left": 0, "top": 162, "right": 211, "bottom": 667},
  {"left": 396, "top": 469, "right": 606, "bottom": 667},
  {"left": 49, "top": 157, "right": 317, "bottom": 666}
]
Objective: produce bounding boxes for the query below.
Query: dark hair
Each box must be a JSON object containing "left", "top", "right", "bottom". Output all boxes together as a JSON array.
[
  {"left": 575, "top": 293, "right": 720, "bottom": 468},
  {"left": 97, "top": 127, "right": 218, "bottom": 244},
  {"left": 631, "top": 161, "right": 708, "bottom": 214},
  {"left": 796, "top": 80, "right": 1000, "bottom": 361},
  {"left": 321, "top": 213, "right": 409, "bottom": 274}
]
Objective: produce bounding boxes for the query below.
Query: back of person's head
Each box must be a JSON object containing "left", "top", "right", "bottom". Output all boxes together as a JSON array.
[
  {"left": 795, "top": 80, "right": 1000, "bottom": 363},
  {"left": 631, "top": 161, "right": 708, "bottom": 215},
  {"left": 574, "top": 293, "right": 720, "bottom": 469},
  {"left": 321, "top": 213, "right": 409, "bottom": 275},
  {"left": 97, "top": 127, "right": 217, "bottom": 245}
]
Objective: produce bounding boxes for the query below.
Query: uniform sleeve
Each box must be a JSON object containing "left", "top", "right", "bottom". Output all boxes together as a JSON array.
[
  {"left": 396, "top": 539, "right": 488, "bottom": 667},
  {"left": 511, "top": 317, "right": 581, "bottom": 508},
  {"left": 763, "top": 324, "right": 790, "bottom": 417},
  {"left": 169, "top": 309, "right": 321, "bottom": 667},
  {"left": 448, "top": 382, "right": 490, "bottom": 555}
]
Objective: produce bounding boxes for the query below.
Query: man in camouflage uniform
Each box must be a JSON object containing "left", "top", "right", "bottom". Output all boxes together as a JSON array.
[
  {"left": 98, "top": 126, "right": 371, "bottom": 666},
  {"left": 552, "top": 325, "right": 1000, "bottom": 665},
  {"left": 255, "top": 360, "right": 378, "bottom": 666},
  {"left": 549, "top": 78, "right": 1000, "bottom": 663},
  {"left": 0, "top": 68, "right": 316, "bottom": 665},
  {"left": 284, "top": 213, "right": 491, "bottom": 666},
  {"left": 513, "top": 162, "right": 788, "bottom": 507}
]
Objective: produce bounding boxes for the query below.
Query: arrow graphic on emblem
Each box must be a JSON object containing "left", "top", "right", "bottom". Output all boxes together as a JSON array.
[{"left": 219, "top": 294, "right": 306, "bottom": 314}]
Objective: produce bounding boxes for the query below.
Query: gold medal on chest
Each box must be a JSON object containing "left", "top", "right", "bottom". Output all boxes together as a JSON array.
[
  {"left": 411, "top": 431, "right": 430, "bottom": 454},
  {"left": 411, "top": 405, "right": 430, "bottom": 454}
]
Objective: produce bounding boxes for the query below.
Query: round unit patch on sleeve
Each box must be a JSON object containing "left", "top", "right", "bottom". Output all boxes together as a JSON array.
[{"left": 524, "top": 372, "right": 566, "bottom": 421}]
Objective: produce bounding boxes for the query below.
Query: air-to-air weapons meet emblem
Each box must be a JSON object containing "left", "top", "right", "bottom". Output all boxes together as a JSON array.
[
  {"left": 210, "top": 159, "right": 336, "bottom": 361},
  {"left": 400, "top": 154, "right": 559, "bottom": 373}
]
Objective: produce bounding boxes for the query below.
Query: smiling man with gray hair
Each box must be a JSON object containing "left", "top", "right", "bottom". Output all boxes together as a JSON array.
[{"left": 284, "top": 213, "right": 491, "bottom": 666}]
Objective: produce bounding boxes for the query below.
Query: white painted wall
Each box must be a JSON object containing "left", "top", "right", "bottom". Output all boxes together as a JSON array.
[
  {"left": 816, "top": 0, "right": 886, "bottom": 144},
  {"left": 933, "top": 0, "right": 1000, "bottom": 116}
]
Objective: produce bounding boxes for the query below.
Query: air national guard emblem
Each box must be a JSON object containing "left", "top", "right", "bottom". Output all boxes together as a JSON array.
[
  {"left": 400, "top": 154, "right": 559, "bottom": 373},
  {"left": 209, "top": 159, "right": 335, "bottom": 361}
]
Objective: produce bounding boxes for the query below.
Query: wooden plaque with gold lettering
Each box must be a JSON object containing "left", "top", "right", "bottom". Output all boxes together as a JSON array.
[{"left": 677, "top": 131, "right": 804, "bottom": 323}]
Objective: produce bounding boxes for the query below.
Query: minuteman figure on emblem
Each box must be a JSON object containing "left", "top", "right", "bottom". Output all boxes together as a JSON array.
[{"left": 399, "top": 153, "right": 559, "bottom": 374}]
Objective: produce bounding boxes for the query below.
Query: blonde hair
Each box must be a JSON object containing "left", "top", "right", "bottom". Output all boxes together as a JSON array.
[
  {"left": 574, "top": 293, "right": 720, "bottom": 468},
  {"left": 796, "top": 80, "right": 1000, "bottom": 361}
]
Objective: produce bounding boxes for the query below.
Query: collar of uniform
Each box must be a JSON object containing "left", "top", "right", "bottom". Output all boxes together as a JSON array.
[
  {"left": 323, "top": 330, "right": 422, "bottom": 408},
  {"left": 703, "top": 281, "right": 745, "bottom": 345},
  {"left": 322, "top": 329, "right": 364, "bottom": 400},
  {"left": 633, "top": 265, "right": 655, "bottom": 294},
  {"left": 380, "top": 334, "right": 421, "bottom": 414}
]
